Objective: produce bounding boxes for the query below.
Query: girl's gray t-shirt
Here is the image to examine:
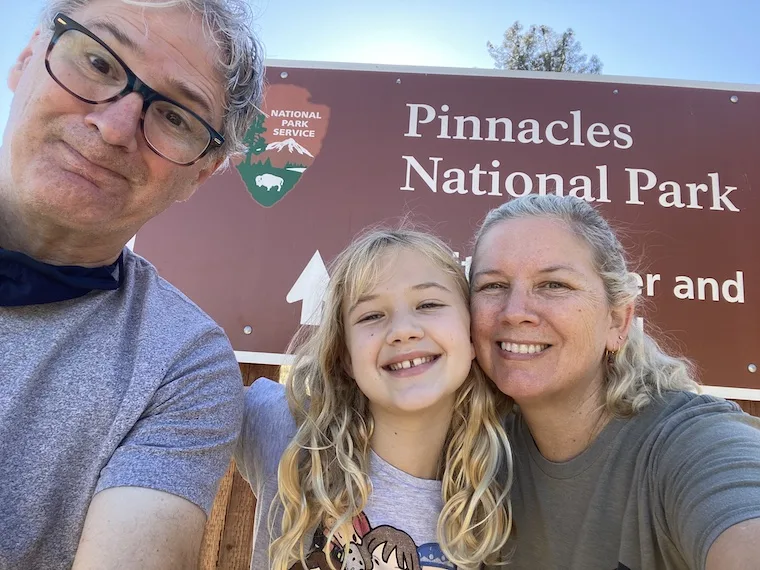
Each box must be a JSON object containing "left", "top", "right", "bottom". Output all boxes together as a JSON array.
[{"left": 235, "top": 378, "right": 457, "bottom": 569}]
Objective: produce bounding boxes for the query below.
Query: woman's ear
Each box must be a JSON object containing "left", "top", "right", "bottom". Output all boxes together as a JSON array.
[{"left": 607, "top": 301, "right": 635, "bottom": 350}]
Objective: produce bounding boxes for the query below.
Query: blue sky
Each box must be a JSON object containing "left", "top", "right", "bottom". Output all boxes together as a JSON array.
[{"left": 2, "top": 0, "right": 758, "bottom": 135}]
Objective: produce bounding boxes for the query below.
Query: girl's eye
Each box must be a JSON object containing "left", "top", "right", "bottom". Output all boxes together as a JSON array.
[
  {"left": 356, "top": 313, "right": 382, "bottom": 323},
  {"left": 418, "top": 301, "right": 444, "bottom": 310}
]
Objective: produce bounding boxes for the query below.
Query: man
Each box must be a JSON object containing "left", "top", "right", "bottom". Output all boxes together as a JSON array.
[{"left": 0, "top": 0, "right": 264, "bottom": 568}]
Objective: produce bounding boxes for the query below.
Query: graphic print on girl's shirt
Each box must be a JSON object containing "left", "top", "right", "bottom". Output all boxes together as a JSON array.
[{"left": 287, "top": 512, "right": 455, "bottom": 570}]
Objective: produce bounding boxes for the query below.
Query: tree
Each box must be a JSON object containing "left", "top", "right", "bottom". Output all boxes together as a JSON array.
[
  {"left": 487, "top": 21, "right": 602, "bottom": 74},
  {"left": 242, "top": 112, "right": 268, "bottom": 162}
]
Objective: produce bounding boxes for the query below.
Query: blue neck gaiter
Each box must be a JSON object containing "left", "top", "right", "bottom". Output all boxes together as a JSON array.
[{"left": 0, "top": 247, "right": 124, "bottom": 307}]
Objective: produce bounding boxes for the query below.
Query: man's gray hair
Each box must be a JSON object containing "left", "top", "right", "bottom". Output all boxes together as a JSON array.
[{"left": 40, "top": 0, "right": 265, "bottom": 158}]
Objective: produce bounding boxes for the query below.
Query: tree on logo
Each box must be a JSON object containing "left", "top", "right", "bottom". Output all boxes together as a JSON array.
[{"left": 243, "top": 112, "right": 268, "bottom": 163}]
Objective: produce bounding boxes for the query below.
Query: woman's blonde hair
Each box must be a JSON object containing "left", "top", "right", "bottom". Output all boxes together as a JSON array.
[
  {"left": 471, "top": 194, "right": 700, "bottom": 418},
  {"left": 271, "top": 228, "right": 513, "bottom": 570}
]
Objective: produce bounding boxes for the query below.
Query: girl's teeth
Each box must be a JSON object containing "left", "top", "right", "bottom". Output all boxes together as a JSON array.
[{"left": 388, "top": 355, "right": 435, "bottom": 371}]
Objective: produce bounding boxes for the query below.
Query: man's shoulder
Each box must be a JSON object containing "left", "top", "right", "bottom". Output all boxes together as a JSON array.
[
  {"left": 123, "top": 249, "right": 224, "bottom": 337},
  {"left": 116, "top": 249, "right": 239, "bottom": 383},
  {"left": 125, "top": 249, "right": 210, "bottom": 316}
]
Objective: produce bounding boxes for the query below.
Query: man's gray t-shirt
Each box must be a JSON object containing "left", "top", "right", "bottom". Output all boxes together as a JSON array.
[
  {"left": 503, "top": 391, "right": 760, "bottom": 570},
  {"left": 0, "top": 248, "right": 243, "bottom": 570},
  {"left": 235, "top": 378, "right": 458, "bottom": 569}
]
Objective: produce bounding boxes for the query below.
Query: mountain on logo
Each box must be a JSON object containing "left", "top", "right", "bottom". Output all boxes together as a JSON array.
[{"left": 265, "top": 138, "right": 314, "bottom": 158}]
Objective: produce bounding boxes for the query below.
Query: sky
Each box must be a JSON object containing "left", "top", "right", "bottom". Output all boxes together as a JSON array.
[{"left": 1, "top": 0, "right": 758, "bottom": 135}]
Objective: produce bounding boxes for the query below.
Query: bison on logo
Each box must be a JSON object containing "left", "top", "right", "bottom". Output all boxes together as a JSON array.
[{"left": 236, "top": 84, "right": 330, "bottom": 207}]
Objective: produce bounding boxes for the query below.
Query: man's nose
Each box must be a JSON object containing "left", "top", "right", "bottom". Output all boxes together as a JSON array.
[{"left": 83, "top": 93, "right": 143, "bottom": 152}]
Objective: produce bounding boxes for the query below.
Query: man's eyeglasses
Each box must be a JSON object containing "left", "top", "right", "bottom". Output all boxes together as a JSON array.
[{"left": 45, "top": 13, "right": 224, "bottom": 166}]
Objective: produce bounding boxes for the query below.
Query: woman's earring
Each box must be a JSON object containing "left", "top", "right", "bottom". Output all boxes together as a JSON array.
[{"left": 605, "top": 337, "right": 624, "bottom": 367}]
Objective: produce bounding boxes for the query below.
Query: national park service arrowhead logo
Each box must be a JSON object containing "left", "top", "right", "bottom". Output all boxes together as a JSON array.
[{"left": 236, "top": 84, "right": 330, "bottom": 207}]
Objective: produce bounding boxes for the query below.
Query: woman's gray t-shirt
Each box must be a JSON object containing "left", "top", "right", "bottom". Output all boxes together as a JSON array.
[{"left": 503, "top": 391, "right": 760, "bottom": 570}]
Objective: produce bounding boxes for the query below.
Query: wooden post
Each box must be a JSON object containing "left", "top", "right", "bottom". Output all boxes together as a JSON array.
[
  {"left": 734, "top": 399, "right": 760, "bottom": 418},
  {"left": 215, "top": 463, "right": 257, "bottom": 570},
  {"left": 199, "top": 363, "right": 280, "bottom": 570},
  {"left": 198, "top": 462, "right": 235, "bottom": 570}
]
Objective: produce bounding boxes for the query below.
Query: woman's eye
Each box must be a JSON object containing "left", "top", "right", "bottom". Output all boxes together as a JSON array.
[
  {"left": 542, "top": 281, "right": 567, "bottom": 290},
  {"left": 88, "top": 55, "right": 112, "bottom": 75},
  {"left": 477, "top": 282, "right": 506, "bottom": 291}
]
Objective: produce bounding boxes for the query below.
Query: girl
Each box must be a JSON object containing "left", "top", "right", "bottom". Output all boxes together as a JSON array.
[{"left": 235, "top": 228, "right": 513, "bottom": 570}]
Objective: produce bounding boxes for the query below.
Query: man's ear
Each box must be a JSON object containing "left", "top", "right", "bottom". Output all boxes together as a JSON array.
[
  {"left": 228, "top": 152, "right": 245, "bottom": 167},
  {"left": 175, "top": 155, "right": 227, "bottom": 203},
  {"left": 195, "top": 155, "right": 227, "bottom": 186},
  {"left": 8, "top": 29, "right": 42, "bottom": 92}
]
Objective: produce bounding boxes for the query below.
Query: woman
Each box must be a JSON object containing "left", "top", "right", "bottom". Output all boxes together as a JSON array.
[
  {"left": 468, "top": 194, "right": 760, "bottom": 570},
  {"left": 235, "top": 228, "right": 513, "bottom": 570}
]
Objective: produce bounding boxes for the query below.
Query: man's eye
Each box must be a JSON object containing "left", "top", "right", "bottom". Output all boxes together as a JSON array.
[
  {"left": 543, "top": 281, "right": 567, "bottom": 290},
  {"left": 162, "top": 110, "right": 189, "bottom": 129}
]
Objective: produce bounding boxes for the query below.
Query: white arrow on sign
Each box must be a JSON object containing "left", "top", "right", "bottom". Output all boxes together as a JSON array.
[{"left": 286, "top": 250, "right": 330, "bottom": 326}]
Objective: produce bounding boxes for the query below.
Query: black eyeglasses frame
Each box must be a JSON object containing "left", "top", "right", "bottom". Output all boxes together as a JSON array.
[{"left": 45, "top": 12, "right": 225, "bottom": 166}]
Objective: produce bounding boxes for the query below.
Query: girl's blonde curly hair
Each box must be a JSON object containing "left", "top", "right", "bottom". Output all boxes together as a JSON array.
[{"left": 270, "top": 228, "right": 514, "bottom": 570}]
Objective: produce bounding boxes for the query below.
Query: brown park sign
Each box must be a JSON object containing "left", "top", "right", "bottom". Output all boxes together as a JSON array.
[{"left": 135, "top": 62, "right": 760, "bottom": 395}]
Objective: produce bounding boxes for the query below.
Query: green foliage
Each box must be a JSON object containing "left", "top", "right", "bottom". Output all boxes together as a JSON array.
[
  {"left": 487, "top": 21, "right": 602, "bottom": 74},
  {"left": 242, "top": 112, "right": 268, "bottom": 161}
]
